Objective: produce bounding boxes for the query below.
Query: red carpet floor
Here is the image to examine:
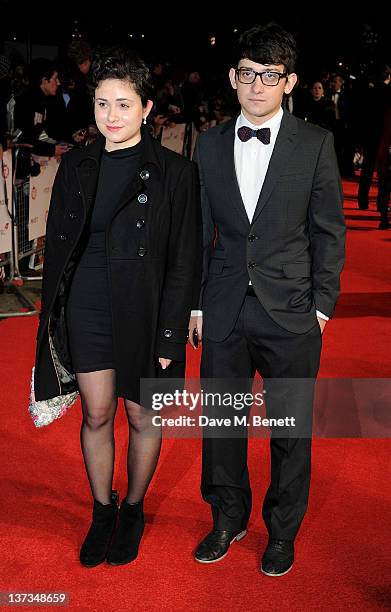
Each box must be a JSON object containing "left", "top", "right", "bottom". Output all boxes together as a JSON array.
[{"left": 1, "top": 177, "right": 390, "bottom": 611}]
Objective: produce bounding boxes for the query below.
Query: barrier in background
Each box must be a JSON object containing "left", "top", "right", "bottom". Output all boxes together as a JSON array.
[
  {"left": 0, "top": 149, "right": 13, "bottom": 275},
  {"left": 0, "top": 147, "right": 58, "bottom": 318}
]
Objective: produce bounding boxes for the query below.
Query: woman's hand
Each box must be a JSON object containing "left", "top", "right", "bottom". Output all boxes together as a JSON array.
[
  {"left": 158, "top": 357, "right": 172, "bottom": 369},
  {"left": 188, "top": 314, "right": 203, "bottom": 349}
]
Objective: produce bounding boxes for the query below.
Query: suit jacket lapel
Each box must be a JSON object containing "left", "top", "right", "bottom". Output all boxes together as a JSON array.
[
  {"left": 251, "top": 110, "right": 299, "bottom": 225},
  {"left": 220, "top": 118, "right": 250, "bottom": 228}
]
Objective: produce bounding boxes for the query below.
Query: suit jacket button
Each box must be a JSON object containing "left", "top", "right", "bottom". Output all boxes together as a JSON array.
[
  {"left": 140, "top": 170, "right": 150, "bottom": 180},
  {"left": 163, "top": 329, "right": 172, "bottom": 338},
  {"left": 137, "top": 247, "right": 147, "bottom": 257},
  {"left": 248, "top": 261, "right": 256, "bottom": 269},
  {"left": 69, "top": 212, "right": 77, "bottom": 220},
  {"left": 136, "top": 218, "right": 145, "bottom": 229},
  {"left": 248, "top": 234, "right": 258, "bottom": 242},
  {"left": 138, "top": 193, "right": 148, "bottom": 204},
  {"left": 59, "top": 234, "right": 67, "bottom": 241}
]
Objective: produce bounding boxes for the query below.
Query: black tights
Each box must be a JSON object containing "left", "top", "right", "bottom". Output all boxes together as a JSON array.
[{"left": 77, "top": 369, "right": 162, "bottom": 505}]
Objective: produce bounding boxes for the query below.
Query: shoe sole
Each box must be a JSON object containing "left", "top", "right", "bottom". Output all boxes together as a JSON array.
[
  {"left": 194, "top": 530, "right": 247, "bottom": 564},
  {"left": 107, "top": 554, "right": 138, "bottom": 566},
  {"left": 261, "top": 563, "right": 293, "bottom": 577},
  {"left": 80, "top": 559, "right": 106, "bottom": 568}
]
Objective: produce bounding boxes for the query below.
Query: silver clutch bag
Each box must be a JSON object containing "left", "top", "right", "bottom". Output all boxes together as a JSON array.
[{"left": 29, "top": 366, "right": 79, "bottom": 428}]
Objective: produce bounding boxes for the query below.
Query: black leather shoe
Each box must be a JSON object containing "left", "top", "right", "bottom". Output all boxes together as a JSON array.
[
  {"left": 106, "top": 499, "right": 144, "bottom": 565},
  {"left": 194, "top": 528, "right": 247, "bottom": 564},
  {"left": 261, "top": 539, "right": 294, "bottom": 576},
  {"left": 80, "top": 491, "right": 119, "bottom": 568}
]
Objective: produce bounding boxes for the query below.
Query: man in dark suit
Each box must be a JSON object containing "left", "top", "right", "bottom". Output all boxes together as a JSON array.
[{"left": 190, "top": 23, "right": 345, "bottom": 576}]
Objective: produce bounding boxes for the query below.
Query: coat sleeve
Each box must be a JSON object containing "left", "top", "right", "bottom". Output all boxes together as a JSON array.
[
  {"left": 192, "top": 138, "right": 215, "bottom": 310},
  {"left": 14, "top": 95, "right": 56, "bottom": 157},
  {"left": 154, "top": 160, "right": 202, "bottom": 361},
  {"left": 309, "top": 131, "right": 346, "bottom": 318}
]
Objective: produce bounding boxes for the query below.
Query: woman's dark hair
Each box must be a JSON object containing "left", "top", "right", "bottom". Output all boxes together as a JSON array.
[
  {"left": 234, "top": 23, "right": 297, "bottom": 74},
  {"left": 91, "top": 47, "right": 153, "bottom": 106}
]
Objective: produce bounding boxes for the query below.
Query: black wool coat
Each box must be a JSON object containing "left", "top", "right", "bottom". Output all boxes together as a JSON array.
[{"left": 34, "top": 130, "right": 201, "bottom": 402}]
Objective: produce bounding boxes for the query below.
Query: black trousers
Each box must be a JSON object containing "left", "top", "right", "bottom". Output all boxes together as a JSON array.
[
  {"left": 357, "top": 142, "right": 380, "bottom": 209},
  {"left": 200, "top": 293, "right": 322, "bottom": 541},
  {"left": 377, "top": 169, "right": 391, "bottom": 225}
]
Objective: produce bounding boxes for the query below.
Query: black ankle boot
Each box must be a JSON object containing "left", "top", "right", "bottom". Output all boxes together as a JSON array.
[
  {"left": 107, "top": 499, "right": 144, "bottom": 565},
  {"left": 80, "top": 491, "right": 119, "bottom": 568}
]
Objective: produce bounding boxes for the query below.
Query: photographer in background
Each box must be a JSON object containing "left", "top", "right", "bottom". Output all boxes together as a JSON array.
[
  {"left": 13, "top": 59, "right": 70, "bottom": 277},
  {"left": 14, "top": 58, "right": 70, "bottom": 175}
]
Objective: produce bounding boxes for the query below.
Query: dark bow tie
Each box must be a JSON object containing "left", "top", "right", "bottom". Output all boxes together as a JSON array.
[{"left": 237, "top": 125, "right": 271, "bottom": 144}]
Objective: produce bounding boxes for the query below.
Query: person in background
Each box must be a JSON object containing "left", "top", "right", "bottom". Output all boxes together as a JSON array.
[
  {"left": 13, "top": 58, "right": 70, "bottom": 276},
  {"left": 301, "top": 80, "right": 336, "bottom": 131},
  {"left": 64, "top": 41, "right": 95, "bottom": 141},
  {"left": 14, "top": 58, "right": 70, "bottom": 164},
  {"left": 357, "top": 64, "right": 391, "bottom": 210},
  {"left": 376, "top": 107, "right": 391, "bottom": 229},
  {"left": 331, "top": 74, "right": 355, "bottom": 178}
]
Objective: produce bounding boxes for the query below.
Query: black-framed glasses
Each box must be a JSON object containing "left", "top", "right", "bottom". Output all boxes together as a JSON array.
[{"left": 235, "top": 68, "right": 288, "bottom": 86}]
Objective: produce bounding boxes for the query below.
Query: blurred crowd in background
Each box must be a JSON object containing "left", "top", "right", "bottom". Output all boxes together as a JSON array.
[{"left": 0, "top": 40, "right": 390, "bottom": 228}]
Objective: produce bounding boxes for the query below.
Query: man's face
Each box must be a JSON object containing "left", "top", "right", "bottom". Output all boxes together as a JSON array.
[
  {"left": 229, "top": 58, "right": 297, "bottom": 125},
  {"left": 78, "top": 59, "right": 91, "bottom": 75},
  {"left": 41, "top": 71, "right": 60, "bottom": 96},
  {"left": 332, "top": 76, "right": 343, "bottom": 92}
]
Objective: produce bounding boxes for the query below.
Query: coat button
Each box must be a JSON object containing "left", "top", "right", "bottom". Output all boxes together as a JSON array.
[
  {"left": 248, "top": 234, "right": 258, "bottom": 242},
  {"left": 138, "top": 194, "right": 148, "bottom": 204},
  {"left": 69, "top": 212, "right": 77, "bottom": 220},
  {"left": 140, "top": 170, "right": 150, "bottom": 180},
  {"left": 137, "top": 247, "right": 147, "bottom": 257},
  {"left": 248, "top": 261, "right": 256, "bottom": 269},
  {"left": 163, "top": 329, "right": 172, "bottom": 338},
  {"left": 59, "top": 234, "right": 67, "bottom": 241},
  {"left": 136, "top": 219, "right": 145, "bottom": 229}
]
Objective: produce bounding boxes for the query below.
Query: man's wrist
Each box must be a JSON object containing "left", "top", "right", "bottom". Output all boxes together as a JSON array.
[{"left": 316, "top": 310, "right": 329, "bottom": 321}]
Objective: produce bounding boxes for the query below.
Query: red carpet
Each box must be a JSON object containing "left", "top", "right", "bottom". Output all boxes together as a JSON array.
[{"left": 1, "top": 177, "right": 390, "bottom": 611}]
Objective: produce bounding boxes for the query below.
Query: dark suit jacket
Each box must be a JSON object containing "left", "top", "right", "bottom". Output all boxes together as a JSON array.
[{"left": 193, "top": 110, "right": 345, "bottom": 341}]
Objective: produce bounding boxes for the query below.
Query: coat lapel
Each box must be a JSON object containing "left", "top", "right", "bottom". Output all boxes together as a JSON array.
[
  {"left": 251, "top": 110, "right": 299, "bottom": 225},
  {"left": 75, "top": 135, "right": 103, "bottom": 216},
  {"left": 75, "top": 130, "right": 162, "bottom": 218},
  {"left": 112, "top": 130, "right": 163, "bottom": 216},
  {"left": 220, "top": 118, "right": 250, "bottom": 228}
]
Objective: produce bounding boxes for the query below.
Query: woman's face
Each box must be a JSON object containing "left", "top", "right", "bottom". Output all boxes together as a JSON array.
[
  {"left": 94, "top": 78, "right": 153, "bottom": 151},
  {"left": 311, "top": 82, "right": 324, "bottom": 101}
]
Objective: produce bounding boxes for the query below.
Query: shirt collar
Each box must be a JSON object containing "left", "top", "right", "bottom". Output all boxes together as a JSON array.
[{"left": 237, "top": 107, "right": 283, "bottom": 133}]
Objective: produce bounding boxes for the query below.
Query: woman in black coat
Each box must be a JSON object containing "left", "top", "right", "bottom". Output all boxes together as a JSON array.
[
  {"left": 301, "top": 81, "right": 336, "bottom": 132},
  {"left": 32, "top": 48, "right": 201, "bottom": 567}
]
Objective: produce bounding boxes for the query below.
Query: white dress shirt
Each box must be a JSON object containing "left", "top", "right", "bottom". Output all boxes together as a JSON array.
[
  {"left": 192, "top": 107, "right": 328, "bottom": 321},
  {"left": 235, "top": 107, "right": 283, "bottom": 223}
]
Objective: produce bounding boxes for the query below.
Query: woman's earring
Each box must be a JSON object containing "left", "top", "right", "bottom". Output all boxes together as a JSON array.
[{"left": 143, "top": 117, "right": 147, "bottom": 125}]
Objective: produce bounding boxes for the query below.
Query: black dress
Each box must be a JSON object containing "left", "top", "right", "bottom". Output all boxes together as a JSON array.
[{"left": 66, "top": 141, "right": 142, "bottom": 373}]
